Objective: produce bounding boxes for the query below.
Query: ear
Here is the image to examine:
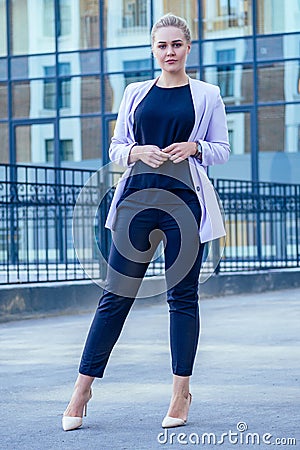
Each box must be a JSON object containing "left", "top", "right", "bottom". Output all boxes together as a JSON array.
[{"left": 187, "top": 44, "right": 191, "bottom": 54}]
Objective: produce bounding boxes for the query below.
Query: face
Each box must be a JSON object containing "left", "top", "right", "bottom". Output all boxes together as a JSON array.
[{"left": 152, "top": 26, "right": 191, "bottom": 74}]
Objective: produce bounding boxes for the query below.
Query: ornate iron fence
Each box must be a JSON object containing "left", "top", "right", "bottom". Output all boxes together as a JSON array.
[{"left": 0, "top": 164, "right": 299, "bottom": 284}]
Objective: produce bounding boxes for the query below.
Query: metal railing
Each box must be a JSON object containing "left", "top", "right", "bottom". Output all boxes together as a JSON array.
[
  {"left": 214, "top": 179, "right": 300, "bottom": 272},
  {"left": 0, "top": 164, "right": 299, "bottom": 284},
  {"left": 0, "top": 164, "right": 101, "bottom": 284}
]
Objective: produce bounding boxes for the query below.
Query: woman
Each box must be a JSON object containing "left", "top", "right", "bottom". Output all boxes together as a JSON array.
[{"left": 62, "top": 13, "right": 230, "bottom": 431}]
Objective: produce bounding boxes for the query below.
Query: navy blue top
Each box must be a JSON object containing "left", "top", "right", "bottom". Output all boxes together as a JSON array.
[
  {"left": 119, "top": 83, "right": 197, "bottom": 204},
  {"left": 134, "top": 83, "right": 195, "bottom": 148}
]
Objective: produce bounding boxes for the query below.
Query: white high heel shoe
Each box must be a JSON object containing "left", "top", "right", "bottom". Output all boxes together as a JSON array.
[
  {"left": 161, "top": 393, "right": 192, "bottom": 428},
  {"left": 62, "top": 389, "right": 92, "bottom": 431}
]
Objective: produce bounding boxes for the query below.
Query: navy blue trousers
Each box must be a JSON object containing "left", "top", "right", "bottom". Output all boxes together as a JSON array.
[{"left": 79, "top": 192, "right": 205, "bottom": 378}]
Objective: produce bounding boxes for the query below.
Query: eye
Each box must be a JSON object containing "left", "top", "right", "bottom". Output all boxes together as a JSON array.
[
  {"left": 158, "top": 44, "right": 166, "bottom": 49},
  {"left": 174, "top": 43, "right": 182, "bottom": 48}
]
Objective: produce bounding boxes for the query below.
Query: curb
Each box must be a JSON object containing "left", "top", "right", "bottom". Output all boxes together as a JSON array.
[{"left": 1, "top": 270, "right": 300, "bottom": 322}]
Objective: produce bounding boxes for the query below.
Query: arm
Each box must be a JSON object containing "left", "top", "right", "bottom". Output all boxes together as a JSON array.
[
  {"left": 198, "top": 91, "right": 230, "bottom": 166},
  {"left": 108, "top": 84, "right": 137, "bottom": 167},
  {"left": 109, "top": 83, "right": 169, "bottom": 168}
]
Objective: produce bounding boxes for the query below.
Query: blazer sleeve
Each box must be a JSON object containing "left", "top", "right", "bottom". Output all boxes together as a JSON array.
[
  {"left": 108, "top": 84, "right": 138, "bottom": 167},
  {"left": 198, "top": 89, "right": 230, "bottom": 166}
]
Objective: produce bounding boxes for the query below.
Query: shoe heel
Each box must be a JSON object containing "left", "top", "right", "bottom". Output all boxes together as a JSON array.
[
  {"left": 84, "top": 403, "right": 88, "bottom": 417},
  {"left": 161, "top": 392, "right": 192, "bottom": 428}
]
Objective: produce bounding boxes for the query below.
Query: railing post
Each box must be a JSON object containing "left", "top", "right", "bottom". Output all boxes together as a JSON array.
[
  {"left": 9, "top": 164, "right": 18, "bottom": 267},
  {"left": 54, "top": 166, "right": 65, "bottom": 264},
  {"left": 254, "top": 181, "right": 262, "bottom": 265}
]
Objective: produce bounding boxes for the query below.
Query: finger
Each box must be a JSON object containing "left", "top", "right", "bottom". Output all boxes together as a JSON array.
[
  {"left": 160, "top": 151, "right": 171, "bottom": 159},
  {"left": 146, "top": 161, "right": 161, "bottom": 168},
  {"left": 171, "top": 155, "right": 185, "bottom": 163},
  {"left": 162, "top": 144, "right": 176, "bottom": 153},
  {"left": 158, "top": 154, "right": 170, "bottom": 162},
  {"left": 147, "top": 155, "right": 166, "bottom": 166},
  {"left": 169, "top": 153, "right": 183, "bottom": 161},
  {"left": 150, "top": 155, "right": 167, "bottom": 164},
  {"left": 166, "top": 147, "right": 183, "bottom": 156},
  {"left": 156, "top": 153, "right": 169, "bottom": 163},
  {"left": 154, "top": 148, "right": 170, "bottom": 158},
  {"left": 156, "top": 161, "right": 165, "bottom": 167}
]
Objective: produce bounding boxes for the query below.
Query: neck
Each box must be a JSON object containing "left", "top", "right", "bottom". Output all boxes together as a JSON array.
[{"left": 157, "top": 72, "right": 189, "bottom": 88}]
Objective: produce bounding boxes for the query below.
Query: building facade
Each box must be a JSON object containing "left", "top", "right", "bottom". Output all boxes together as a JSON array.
[{"left": 0, "top": 0, "right": 300, "bottom": 183}]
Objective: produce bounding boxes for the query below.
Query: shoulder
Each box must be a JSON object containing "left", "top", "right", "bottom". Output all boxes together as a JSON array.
[
  {"left": 124, "top": 79, "right": 156, "bottom": 96},
  {"left": 189, "top": 78, "right": 220, "bottom": 97}
]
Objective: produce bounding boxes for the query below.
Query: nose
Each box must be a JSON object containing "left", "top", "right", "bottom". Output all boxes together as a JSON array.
[{"left": 166, "top": 45, "right": 175, "bottom": 55}]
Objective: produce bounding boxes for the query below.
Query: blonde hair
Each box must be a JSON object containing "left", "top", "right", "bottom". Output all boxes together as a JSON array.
[{"left": 151, "top": 13, "right": 192, "bottom": 45}]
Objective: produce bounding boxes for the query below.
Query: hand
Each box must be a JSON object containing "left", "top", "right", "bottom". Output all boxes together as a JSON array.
[
  {"left": 129, "top": 145, "right": 170, "bottom": 168},
  {"left": 162, "top": 142, "right": 196, "bottom": 163}
]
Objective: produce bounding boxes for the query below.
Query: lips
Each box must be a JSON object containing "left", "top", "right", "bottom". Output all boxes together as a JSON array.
[{"left": 166, "top": 59, "right": 177, "bottom": 63}]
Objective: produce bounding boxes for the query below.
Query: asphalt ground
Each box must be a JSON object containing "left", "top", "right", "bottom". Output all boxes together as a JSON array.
[{"left": 0, "top": 288, "right": 299, "bottom": 450}]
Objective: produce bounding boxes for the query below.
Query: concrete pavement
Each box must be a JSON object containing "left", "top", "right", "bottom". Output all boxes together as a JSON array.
[{"left": 0, "top": 288, "right": 299, "bottom": 449}]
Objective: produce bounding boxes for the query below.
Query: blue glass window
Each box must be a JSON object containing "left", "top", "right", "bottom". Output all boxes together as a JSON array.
[
  {"left": 217, "top": 49, "right": 235, "bottom": 97},
  {"left": 123, "top": 58, "right": 151, "bottom": 85},
  {"left": 44, "top": 63, "right": 71, "bottom": 109}
]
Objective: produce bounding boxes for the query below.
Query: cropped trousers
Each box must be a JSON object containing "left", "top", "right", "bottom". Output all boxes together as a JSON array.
[{"left": 79, "top": 190, "right": 205, "bottom": 378}]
